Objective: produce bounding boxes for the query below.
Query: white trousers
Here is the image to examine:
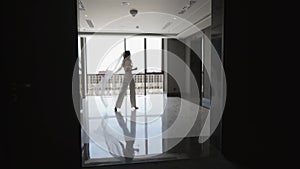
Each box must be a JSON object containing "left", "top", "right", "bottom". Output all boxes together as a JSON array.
[{"left": 116, "top": 74, "right": 136, "bottom": 108}]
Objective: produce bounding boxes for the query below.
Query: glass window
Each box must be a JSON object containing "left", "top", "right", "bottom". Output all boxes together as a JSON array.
[
  {"left": 87, "top": 36, "right": 125, "bottom": 73},
  {"left": 146, "top": 38, "right": 162, "bottom": 73},
  {"left": 126, "top": 37, "right": 145, "bottom": 74}
]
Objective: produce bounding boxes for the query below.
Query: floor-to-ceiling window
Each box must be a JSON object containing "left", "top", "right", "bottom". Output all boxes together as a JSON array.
[
  {"left": 79, "top": 35, "right": 165, "bottom": 166},
  {"left": 146, "top": 37, "right": 162, "bottom": 73},
  {"left": 85, "top": 36, "right": 163, "bottom": 96}
]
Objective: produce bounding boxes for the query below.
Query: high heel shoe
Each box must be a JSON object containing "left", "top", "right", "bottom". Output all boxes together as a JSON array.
[{"left": 114, "top": 107, "right": 118, "bottom": 112}]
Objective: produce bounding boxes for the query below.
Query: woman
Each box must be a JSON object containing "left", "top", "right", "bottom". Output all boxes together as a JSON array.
[{"left": 114, "top": 51, "right": 138, "bottom": 112}]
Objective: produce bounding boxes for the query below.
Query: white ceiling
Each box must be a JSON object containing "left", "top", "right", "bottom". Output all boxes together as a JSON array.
[{"left": 78, "top": 0, "right": 211, "bottom": 35}]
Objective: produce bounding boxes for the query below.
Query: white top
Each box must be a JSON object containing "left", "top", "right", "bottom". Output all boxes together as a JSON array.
[{"left": 123, "top": 59, "right": 133, "bottom": 73}]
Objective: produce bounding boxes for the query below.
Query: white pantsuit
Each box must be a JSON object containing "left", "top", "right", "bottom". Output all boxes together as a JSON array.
[{"left": 115, "top": 59, "right": 136, "bottom": 108}]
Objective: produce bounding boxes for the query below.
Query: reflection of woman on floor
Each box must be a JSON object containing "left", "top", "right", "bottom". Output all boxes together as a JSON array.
[
  {"left": 101, "top": 110, "right": 138, "bottom": 161},
  {"left": 114, "top": 51, "right": 138, "bottom": 112},
  {"left": 115, "top": 109, "right": 138, "bottom": 161}
]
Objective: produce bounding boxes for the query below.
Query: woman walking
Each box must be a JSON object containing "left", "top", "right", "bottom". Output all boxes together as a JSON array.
[{"left": 114, "top": 51, "right": 138, "bottom": 112}]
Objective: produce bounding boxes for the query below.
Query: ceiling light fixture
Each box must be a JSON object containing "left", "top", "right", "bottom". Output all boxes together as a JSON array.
[
  {"left": 130, "top": 9, "right": 138, "bottom": 17},
  {"left": 162, "top": 22, "right": 173, "bottom": 30},
  {"left": 122, "top": 2, "right": 130, "bottom": 6}
]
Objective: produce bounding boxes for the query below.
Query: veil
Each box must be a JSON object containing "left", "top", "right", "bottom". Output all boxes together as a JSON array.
[{"left": 99, "top": 52, "right": 124, "bottom": 107}]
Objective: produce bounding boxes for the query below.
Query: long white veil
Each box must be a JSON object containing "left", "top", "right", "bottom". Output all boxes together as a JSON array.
[{"left": 99, "top": 52, "right": 124, "bottom": 107}]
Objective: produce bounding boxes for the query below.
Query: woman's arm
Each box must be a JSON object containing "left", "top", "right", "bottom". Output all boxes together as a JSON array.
[{"left": 124, "top": 60, "right": 137, "bottom": 71}]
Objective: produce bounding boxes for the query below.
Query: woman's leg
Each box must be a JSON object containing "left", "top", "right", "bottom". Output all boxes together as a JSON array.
[
  {"left": 129, "top": 79, "right": 136, "bottom": 107},
  {"left": 116, "top": 80, "right": 129, "bottom": 108}
]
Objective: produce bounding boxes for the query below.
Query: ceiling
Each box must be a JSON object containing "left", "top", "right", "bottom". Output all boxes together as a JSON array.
[{"left": 78, "top": 0, "right": 211, "bottom": 35}]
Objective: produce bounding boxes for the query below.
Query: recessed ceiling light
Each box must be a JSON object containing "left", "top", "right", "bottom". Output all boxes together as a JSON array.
[
  {"left": 122, "top": 2, "right": 130, "bottom": 6},
  {"left": 173, "top": 17, "right": 177, "bottom": 20},
  {"left": 86, "top": 19, "right": 94, "bottom": 28},
  {"left": 162, "top": 22, "right": 172, "bottom": 30}
]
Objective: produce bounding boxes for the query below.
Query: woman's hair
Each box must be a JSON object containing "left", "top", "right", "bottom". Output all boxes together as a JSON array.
[
  {"left": 123, "top": 50, "right": 131, "bottom": 59},
  {"left": 122, "top": 50, "right": 131, "bottom": 67}
]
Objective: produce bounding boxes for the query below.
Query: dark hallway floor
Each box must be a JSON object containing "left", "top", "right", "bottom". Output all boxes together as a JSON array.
[
  {"left": 84, "top": 141, "right": 251, "bottom": 169},
  {"left": 93, "top": 148, "right": 247, "bottom": 169}
]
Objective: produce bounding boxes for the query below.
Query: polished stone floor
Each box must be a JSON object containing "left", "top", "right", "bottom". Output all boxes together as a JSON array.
[{"left": 81, "top": 94, "right": 212, "bottom": 166}]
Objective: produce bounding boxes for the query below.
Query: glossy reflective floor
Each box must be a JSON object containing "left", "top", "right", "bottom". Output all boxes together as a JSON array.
[{"left": 81, "top": 94, "right": 213, "bottom": 166}]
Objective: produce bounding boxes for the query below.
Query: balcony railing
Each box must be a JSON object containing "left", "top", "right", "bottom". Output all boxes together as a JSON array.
[{"left": 86, "top": 73, "right": 163, "bottom": 96}]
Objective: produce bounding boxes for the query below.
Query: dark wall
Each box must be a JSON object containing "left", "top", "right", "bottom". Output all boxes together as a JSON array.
[
  {"left": 220, "top": 0, "right": 268, "bottom": 168},
  {"left": 190, "top": 38, "right": 203, "bottom": 100},
  {"left": 166, "top": 38, "right": 202, "bottom": 99},
  {"left": 11, "top": 0, "right": 81, "bottom": 168},
  {"left": 166, "top": 39, "right": 185, "bottom": 97},
  {"left": 202, "top": 27, "right": 211, "bottom": 101},
  {"left": 209, "top": 0, "right": 224, "bottom": 152}
]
